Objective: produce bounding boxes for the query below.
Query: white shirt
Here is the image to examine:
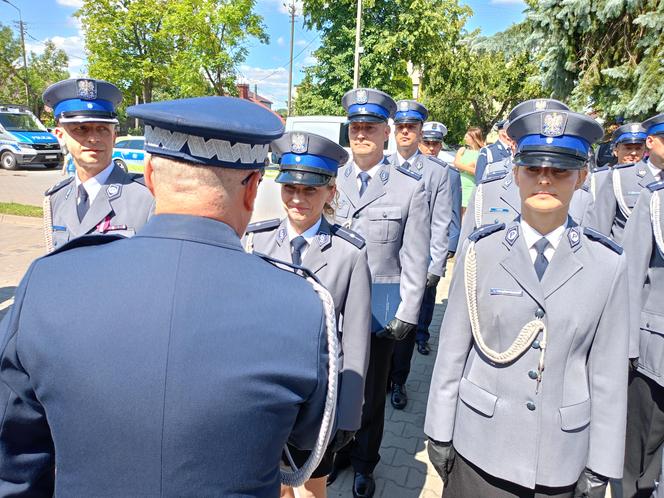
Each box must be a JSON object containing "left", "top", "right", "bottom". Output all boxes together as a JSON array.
[
  {"left": 647, "top": 159, "right": 663, "bottom": 181},
  {"left": 397, "top": 151, "right": 419, "bottom": 168},
  {"left": 75, "top": 162, "right": 114, "bottom": 205},
  {"left": 354, "top": 160, "right": 384, "bottom": 191},
  {"left": 287, "top": 217, "right": 322, "bottom": 261},
  {"left": 520, "top": 219, "right": 567, "bottom": 264}
]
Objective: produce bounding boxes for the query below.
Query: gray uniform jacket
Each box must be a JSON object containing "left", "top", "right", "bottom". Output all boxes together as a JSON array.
[
  {"left": 386, "top": 152, "right": 453, "bottom": 276},
  {"left": 335, "top": 158, "right": 430, "bottom": 327},
  {"left": 586, "top": 160, "right": 657, "bottom": 243},
  {"left": 425, "top": 220, "right": 629, "bottom": 488},
  {"left": 245, "top": 217, "right": 372, "bottom": 431},
  {"left": 459, "top": 170, "right": 594, "bottom": 244},
  {"left": 45, "top": 164, "right": 155, "bottom": 250},
  {"left": 623, "top": 180, "right": 664, "bottom": 375},
  {"left": 475, "top": 140, "right": 512, "bottom": 184}
]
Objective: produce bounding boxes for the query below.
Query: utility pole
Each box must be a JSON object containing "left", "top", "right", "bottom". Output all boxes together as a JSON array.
[
  {"left": 286, "top": 0, "right": 296, "bottom": 117},
  {"left": 353, "top": 0, "right": 362, "bottom": 89},
  {"left": 2, "top": 0, "right": 30, "bottom": 108}
]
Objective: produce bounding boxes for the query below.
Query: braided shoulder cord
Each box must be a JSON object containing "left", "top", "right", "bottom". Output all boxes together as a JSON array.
[
  {"left": 474, "top": 184, "right": 483, "bottom": 230},
  {"left": 43, "top": 196, "right": 54, "bottom": 253},
  {"left": 613, "top": 168, "right": 632, "bottom": 219},
  {"left": 590, "top": 172, "right": 597, "bottom": 202},
  {"left": 464, "top": 241, "right": 547, "bottom": 380},
  {"left": 244, "top": 232, "right": 254, "bottom": 253},
  {"left": 651, "top": 191, "right": 664, "bottom": 258}
]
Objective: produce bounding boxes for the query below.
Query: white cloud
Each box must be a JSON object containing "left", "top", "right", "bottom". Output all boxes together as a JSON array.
[
  {"left": 266, "top": 0, "right": 304, "bottom": 15},
  {"left": 295, "top": 39, "right": 307, "bottom": 47},
  {"left": 277, "top": 36, "right": 285, "bottom": 46},
  {"left": 25, "top": 27, "right": 87, "bottom": 76},
  {"left": 238, "top": 64, "right": 291, "bottom": 108},
  {"left": 56, "top": 0, "right": 84, "bottom": 7}
]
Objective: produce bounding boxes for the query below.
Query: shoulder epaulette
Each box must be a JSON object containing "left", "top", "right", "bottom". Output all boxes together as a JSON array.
[
  {"left": 614, "top": 162, "right": 636, "bottom": 170},
  {"left": 592, "top": 165, "right": 609, "bottom": 173},
  {"left": 130, "top": 173, "right": 147, "bottom": 186},
  {"left": 468, "top": 222, "right": 505, "bottom": 242},
  {"left": 246, "top": 218, "right": 281, "bottom": 233},
  {"left": 330, "top": 224, "right": 366, "bottom": 249},
  {"left": 581, "top": 183, "right": 590, "bottom": 192},
  {"left": 48, "top": 234, "right": 124, "bottom": 256},
  {"left": 648, "top": 180, "right": 664, "bottom": 192},
  {"left": 427, "top": 156, "right": 449, "bottom": 168},
  {"left": 395, "top": 164, "right": 422, "bottom": 181},
  {"left": 44, "top": 176, "right": 74, "bottom": 196},
  {"left": 480, "top": 169, "right": 508, "bottom": 184},
  {"left": 253, "top": 251, "right": 322, "bottom": 284},
  {"left": 583, "top": 227, "right": 623, "bottom": 255}
]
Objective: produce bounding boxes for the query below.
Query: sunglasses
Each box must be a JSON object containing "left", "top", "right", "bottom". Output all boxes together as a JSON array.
[{"left": 241, "top": 167, "right": 266, "bottom": 186}]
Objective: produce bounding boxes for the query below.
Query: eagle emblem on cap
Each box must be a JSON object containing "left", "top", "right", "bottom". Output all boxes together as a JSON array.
[
  {"left": 399, "top": 101, "right": 409, "bottom": 112},
  {"left": 629, "top": 124, "right": 641, "bottom": 133},
  {"left": 290, "top": 133, "right": 308, "bottom": 154},
  {"left": 355, "top": 89, "right": 368, "bottom": 104},
  {"left": 541, "top": 112, "right": 567, "bottom": 137},
  {"left": 534, "top": 99, "right": 547, "bottom": 110},
  {"left": 77, "top": 79, "right": 97, "bottom": 100}
]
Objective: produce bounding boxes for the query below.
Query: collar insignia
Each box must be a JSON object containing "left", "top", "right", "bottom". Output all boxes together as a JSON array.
[
  {"left": 106, "top": 184, "right": 121, "bottom": 199},
  {"left": 65, "top": 185, "right": 73, "bottom": 200},
  {"left": 380, "top": 169, "right": 389, "bottom": 183},
  {"left": 77, "top": 79, "right": 97, "bottom": 100},
  {"left": 277, "top": 228, "right": 287, "bottom": 243},
  {"left": 568, "top": 227, "right": 580, "bottom": 248},
  {"left": 504, "top": 175, "right": 513, "bottom": 188},
  {"left": 317, "top": 233, "right": 330, "bottom": 247},
  {"left": 638, "top": 168, "right": 646, "bottom": 178},
  {"left": 290, "top": 133, "right": 308, "bottom": 154},
  {"left": 541, "top": 112, "right": 567, "bottom": 137},
  {"left": 505, "top": 226, "right": 519, "bottom": 246},
  {"left": 344, "top": 165, "right": 352, "bottom": 177},
  {"left": 355, "top": 89, "right": 368, "bottom": 104}
]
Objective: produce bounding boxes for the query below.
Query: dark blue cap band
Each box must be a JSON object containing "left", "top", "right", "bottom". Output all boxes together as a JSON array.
[
  {"left": 614, "top": 132, "right": 647, "bottom": 144},
  {"left": 54, "top": 98, "right": 116, "bottom": 118},
  {"left": 517, "top": 134, "right": 590, "bottom": 156},
  {"left": 281, "top": 153, "right": 338, "bottom": 175},
  {"left": 647, "top": 122, "right": 664, "bottom": 136},
  {"left": 395, "top": 110, "right": 425, "bottom": 122},
  {"left": 348, "top": 103, "right": 389, "bottom": 120}
]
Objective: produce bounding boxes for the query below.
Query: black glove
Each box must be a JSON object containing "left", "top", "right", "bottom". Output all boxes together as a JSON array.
[
  {"left": 328, "top": 430, "right": 355, "bottom": 453},
  {"left": 426, "top": 272, "right": 441, "bottom": 288},
  {"left": 573, "top": 468, "right": 608, "bottom": 498},
  {"left": 376, "top": 318, "right": 416, "bottom": 341},
  {"left": 630, "top": 357, "right": 639, "bottom": 371},
  {"left": 427, "top": 439, "right": 454, "bottom": 485}
]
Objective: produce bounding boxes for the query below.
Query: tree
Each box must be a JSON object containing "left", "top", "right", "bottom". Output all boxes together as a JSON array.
[
  {"left": 527, "top": 0, "right": 664, "bottom": 119},
  {"left": 294, "top": 0, "right": 470, "bottom": 116},
  {"left": 77, "top": 0, "right": 267, "bottom": 104},
  {"left": 28, "top": 41, "right": 71, "bottom": 122}
]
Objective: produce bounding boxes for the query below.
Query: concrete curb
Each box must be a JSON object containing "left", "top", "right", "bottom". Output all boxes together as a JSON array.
[{"left": 0, "top": 214, "right": 42, "bottom": 228}]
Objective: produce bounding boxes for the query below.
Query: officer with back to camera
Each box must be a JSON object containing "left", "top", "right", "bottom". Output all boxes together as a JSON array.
[
  {"left": 329, "top": 88, "right": 430, "bottom": 498},
  {"left": 0, "top": 96, "right": 333, "bottom": 497},
  {"left": 474, "top": 119, "right": 512, "bottom": 184},
  {"left": 385, "top": 101, "right": 454, "bottom": 411},
  {"left": 41, "top": 78, "right": 154, "bottom": 251},
  {"left": 426, "top": 108, "right": 630, "bottom": 498}
]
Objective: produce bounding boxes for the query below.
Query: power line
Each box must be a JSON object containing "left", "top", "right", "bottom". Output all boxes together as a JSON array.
[{"left": 253, "top": 34, "right": 319, "bottom": 83}]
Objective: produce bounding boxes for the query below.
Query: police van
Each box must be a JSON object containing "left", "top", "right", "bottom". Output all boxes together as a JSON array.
[{"left": 0, "top": 104, "right": 63, "bottom": 170}]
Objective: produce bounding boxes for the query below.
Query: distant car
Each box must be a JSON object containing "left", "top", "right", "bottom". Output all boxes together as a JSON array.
[{"left": 112, "top": 136, "right": 145, "bottom": 172}]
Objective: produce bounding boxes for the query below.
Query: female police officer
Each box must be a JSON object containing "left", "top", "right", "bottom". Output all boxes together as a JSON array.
[
  {"left": 245, "top": 132, "right": 372, "bottom": 498},
  {"left": 425, "top": 109, "right": 630, "bottom": 497}
]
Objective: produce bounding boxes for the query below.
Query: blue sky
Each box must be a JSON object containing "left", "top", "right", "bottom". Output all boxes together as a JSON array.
[{"left": 0, "top": 0, "right": 527, "bottom": 109}]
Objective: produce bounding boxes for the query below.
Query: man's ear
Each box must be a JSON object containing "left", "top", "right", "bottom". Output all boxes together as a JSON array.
[
  {"left": 53, "top": 126, "right": 64, "bottom": 140},
  {"left": 144, "top": 155, "right": 156, "bottom": 196},
  {"left": 576, "top": 168, "right": 588, "bottom": 189},
  {"left": 243, "top": 171, "right": 261, "bottom": 211}
]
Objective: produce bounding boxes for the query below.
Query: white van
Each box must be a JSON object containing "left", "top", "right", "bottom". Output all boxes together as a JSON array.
[{"left": 284, "top": 115, "right": 398, "bottom": 156}]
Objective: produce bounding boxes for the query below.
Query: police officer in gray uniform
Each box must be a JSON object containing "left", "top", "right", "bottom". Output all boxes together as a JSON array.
[
  {"left": 620, "top": 113, "right": 664, "bottom": 498},
  {"left": 586, "top": 121, "right": 652, "bottom": 243},
  {"left": 386, "top": 100, "right": 454, "bottom": 410},
  {"left": 245, "top": 131, "right": 371, "bottom": 496},
  {"left": 330, "top": 88, "right": 430, "bottom": 498},
  {"left": 0, "top": 96, "right": 333, "bottom": 497},
  {"left": 459, "top": 99, "right": 595, "bottom": 243},
  {"left": 474, "top": 119, "right": 512, "bottom": 184},
  {"left": 42, "top": 78, "right": 154, "bottom": 251},
  {"left": 426, "top": 109, "right": 629, "bottom": 497}
]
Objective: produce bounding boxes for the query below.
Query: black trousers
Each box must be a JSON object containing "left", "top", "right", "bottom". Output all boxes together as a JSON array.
[
  {"left": 338, "top": 334, "right": 394, "bottom": 475},
  {"left": 445, "top": 450, "right": 575, "bottom": 498},
  {"left": 622, "top": 370, "right": 664, "bottom": 498},
  {"left": 390, "top": 281, "right": 438, "bottom": 385}
]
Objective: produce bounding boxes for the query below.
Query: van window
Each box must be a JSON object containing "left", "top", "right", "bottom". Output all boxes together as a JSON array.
[{"left": 339, "top": 122, "right": 350, "bottom": 148}]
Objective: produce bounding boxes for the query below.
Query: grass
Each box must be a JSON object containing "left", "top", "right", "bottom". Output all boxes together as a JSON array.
[{"left": 0, "top": 202, "right": 43, "bottom": 218}]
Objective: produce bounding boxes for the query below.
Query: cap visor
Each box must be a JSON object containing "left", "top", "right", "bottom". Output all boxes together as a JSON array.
[
  {"left": 514, "top": 152, "right": 586, "bottom": 170},
  {"left": 615, "top": 138, "right": 645, "bottom": 145},
  {"left": 58, "top": 116, "right": 119, "bottom": 124},
  {"left": 394, "top": 118, "right": 423, "bottom": 124},
  {"left": 347, "top": 115, "right": 387, "bottom": 123},
  {"left": 275, "top": 170, "right": 332, "bottom": 186}
]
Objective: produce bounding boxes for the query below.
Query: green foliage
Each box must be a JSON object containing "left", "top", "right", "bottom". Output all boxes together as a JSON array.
[
  {"left": 527, "top": 0, "right": 664, "bottom": 119},
  {"left": 77, "top": 0, "right": 267, "bottom": 104},
  {"left": 294, "top": 0, "right": 470, "bottom": 116},
  {"left": 0, "top": 25, "right": 69, "bottom": 122}
]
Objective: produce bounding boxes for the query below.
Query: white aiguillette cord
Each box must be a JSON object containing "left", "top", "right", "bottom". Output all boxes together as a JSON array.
[
  {"left": 651, "top": 191, "right": 664, "bottom": 257},
  {"left": 464, "top": 240, "right": 547, "bottom": 391}
]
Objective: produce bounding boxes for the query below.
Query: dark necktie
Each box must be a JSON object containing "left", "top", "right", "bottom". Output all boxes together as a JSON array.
[
  {"left": 533, "top": 237, "right": 549, "bottom": 281},
  {"left": 291, "top": 236, "right": 308, "bottom": 266},
  {"left": 358, "top": 171, "right": 371, "bottom": 197},
  {"left": 403, "top": 160, "right": 411, "bottom": 170},
  {"left": 77, "top": 184, "right": 89, "bottom": 222}
]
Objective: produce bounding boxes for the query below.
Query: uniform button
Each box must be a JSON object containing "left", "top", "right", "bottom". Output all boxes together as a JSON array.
[
  {"left": 528, "top": 370, "right": 538, "bottom": 380},
  {"left": 526, "top": 401, "right": 536, "bottom": 411},
  {"left": 535, "top": 308, "right": 545, "bottom": 319},
  {"left": 353, "top": 213, "right": 360, "bottom": 219},
  {"left": 532, "top": 340, "right": 540, "bottom": 349},
  {"left": 382, "top": 212, "right": 387, "bottom": 218}
]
